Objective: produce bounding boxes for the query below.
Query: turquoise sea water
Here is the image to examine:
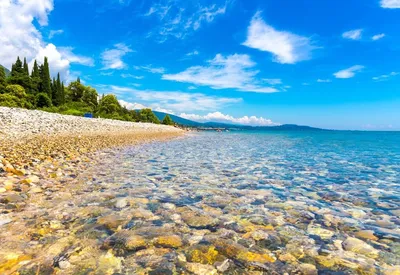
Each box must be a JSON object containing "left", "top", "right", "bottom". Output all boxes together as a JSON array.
[{"left": 83, "top": 130, "right": 400, "bottom": 273}]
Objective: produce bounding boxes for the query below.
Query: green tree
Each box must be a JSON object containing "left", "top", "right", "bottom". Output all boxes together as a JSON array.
[
  {"left": 6, "top": 84, "right": 26, "bottom": 98},
  {"left": 36, "top": 93, "right": 52, "bottom": 108},
  {"left": 139, "top": 109, "right": 160, "bottom": 124},
  {"left": 9, "top": 57, "right": 30, "bottom": 91},
  {"left": 0, "top": 66, "right": 6, "bottom": 93},
  {"left": 51, "top": 77, "right": 57, "bottom": 104},
  {"left": 40, "top": 57, "right": 52, "bottom": 98},
  {"left": 31, "top": 60, "right": 41, "bottom": 94},
  {"left": 56, "top": 73, "right": 64, "bottom": 105},
  {"left": 10, "top": 57, "right": 23, "bottom": 77},
  {"left": 67, "top": 80, "right": 85, "bottom": 102},
  {"left": 82, "top": 86, "right": 98, "bottom": 109},
  {"left": 23, "top": 58, "right": 29, "bottom": 77},
  {"left": 162, "top": 114, "right": 174, "bottom": 125},
  {"left": 98, "top": 94, "right": 121, "bottom": 115}
]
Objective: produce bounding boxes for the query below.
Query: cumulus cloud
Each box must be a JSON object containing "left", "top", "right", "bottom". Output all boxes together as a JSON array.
[
  {"left": 242, "top": 12, "right": 315, "bottom": 64},
  {"left": 342, "top": 29, "right": 363, "bottom": 40},
  {"left": 162, "top": 54, "right": 278, "bottom": 93},
  {"left": 180, "top": 112, "right": 279, "bottom": 126},
  {"left": 98, "top": 85, "right": 242, "bottom": 113},
  {"left": 0, "top": 0, "right": 93, "bottom": 81},
  {"left": 372, "top": 33, "right": 385, "bottom": 41},
  {"left": 101, "top": 43, "right": 133, "bottom": 70},
  {"left": 334, "top": 65, "right": 365, "bottom": 79},
  {"left": 380, "top": 0, "right": 400, "bottom": 8},
  {"left": 372, "top": 72, "right": 399, "bottom": 81},
  {"left": 145, "top": 0, "right": 229, "bottom": 41}
]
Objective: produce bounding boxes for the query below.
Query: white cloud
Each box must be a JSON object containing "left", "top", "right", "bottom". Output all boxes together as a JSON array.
[
  {"left": 134, "top": 65, "right": 165, "bottom": 74},
  {"left": 48, "top": 29, "right": 64, "bottom": 39},
  {"left": 372, "top": 33, "right": 385, "bottom": 41},
  {"left": 180, "top": 112, "right": 279, "bottom": 126},
  {"left": 186, "top": 50, "right": 199, "bottom": 56},
  {"left": 121, "top": 74, "right": 144, "bottom": 79},
  {"left": 119, "top": 100, "right": 148, "bottom": 110},
  {"left": 380, "top": 0, "right": 400, "bottom": 8},
  {"left": 0, "top": 0, "right": 96, "bottom": 81},
  {"left": 372, "top": 72, "right": 399, "bottom": 81},
  {"left": 162, "top": 54, "right": 278, "bottom": 93},
  {"left": 98, "top": 85, "right": 242, "bottom": 113},
  {"left": 30, "top": 44, "right": 70, "bottom": 79},
  {"left": 342, "top": 29, "right": 363, "bottom": 40},
  {"left": 242, "top": 12, "right": 315, "bottom": 64},
  {"left": 317, "top": 79, "right": 332, "bottom": 83},
  {"left": 263, "top": 78, "right": 282, "bottom": 85},
  {"left": 101, "top": 43, "right": 133, "bottom": 70},
  {"left": 145, "top": 1, "right": 228, "bottom": 41},
  {"left": 59, "top": 47, "right": 94, "bottom": 66},
  {"left": 334, "top": 65, "right": 365, "bottom": 79}
]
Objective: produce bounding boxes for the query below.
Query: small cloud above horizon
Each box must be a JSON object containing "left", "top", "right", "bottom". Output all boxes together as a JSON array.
[
  {"left": 334, "top": 65, "right": 365, "bottom": 79},
  {"left": 342, "top": 29, "right": 363, "bottom": 40}
]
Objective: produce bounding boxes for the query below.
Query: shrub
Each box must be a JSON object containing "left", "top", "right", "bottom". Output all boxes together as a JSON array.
[
  {"left": 139, "top": 109, "right": 160, "bottom": 124},
  {"left": 36, "top": 93, "right": 52, "bottom": 108},
  {"left": 0, "top": 93, "right": 31, "bottom": 108},
  {"left": 162, "top": 114, "right": 174, "bottom": 126},
  {"left": 62, "top": 109, "right": 85, "bottom": 116},
  {"left": 6, "top": 84, "right": 26, "bottom": 98}
]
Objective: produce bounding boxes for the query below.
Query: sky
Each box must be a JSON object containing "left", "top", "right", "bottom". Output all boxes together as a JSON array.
[{"left": 0, "top": 0, "right": 399, "bottom": 130}]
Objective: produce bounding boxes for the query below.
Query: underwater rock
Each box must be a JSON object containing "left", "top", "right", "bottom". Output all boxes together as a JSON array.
[
  {"left": 97, "top": 214, "right": 128, "bottom": 230},
  {"left": 342, "top": 237, "right": 379, "bottom": 259},
  {"left": 185, "top": 262, "right": 217, "bottom": 275},
  {"left": 153, "top": 235, "right": 183, "bottom": 248}
]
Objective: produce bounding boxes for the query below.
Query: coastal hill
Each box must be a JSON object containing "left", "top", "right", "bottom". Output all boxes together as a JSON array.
[
  {"left": 0, "top": 65, "right": 10, "bottom": 77},
  {"left": 153, "top": 111, "right": 325, "bottom": 131}
]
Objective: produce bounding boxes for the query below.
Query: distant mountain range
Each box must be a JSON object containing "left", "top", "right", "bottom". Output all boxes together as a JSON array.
[
  {"left": 0, "top": 65, "right": 10, "bottom": 76},
  {"left": 153, "top": 111, "right": 326, "bottom": 131}
]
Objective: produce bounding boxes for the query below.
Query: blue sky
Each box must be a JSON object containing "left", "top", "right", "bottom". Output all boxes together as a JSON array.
[{"left": 1, "top": 0, "right": 400, "bottom": 130}]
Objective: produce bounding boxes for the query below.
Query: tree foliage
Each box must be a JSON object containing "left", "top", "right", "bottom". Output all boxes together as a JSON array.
[
  {"left": 162, "top": 114, "right": 174, "bottom": 125},
  {"left": 36, "top": 93, "right": 52, "bottom": 108},
  {"left": 0, "top": 56, "right": 170, "bottom": 125},
  {"left": 139, "top": 109, "right": 160, "bottom": 124}
]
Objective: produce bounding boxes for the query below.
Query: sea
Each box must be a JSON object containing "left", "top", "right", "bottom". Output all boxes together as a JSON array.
[{"left": 80, "top": 130, "right": 400, "bottom": 273}]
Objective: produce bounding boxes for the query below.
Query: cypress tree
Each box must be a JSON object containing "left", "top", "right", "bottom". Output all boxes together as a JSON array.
[
  {"left": 23, "top": 58, "right": 29, "bottom": 76},
  {"left": 77, "top": 77, "right": 81, "bottom": 83},
  {"left": 40, "top": 57, "right": 52, "bottom": 98},
  {"left": 31, "top": 60, "right": 41, "bottom": 94},
  {"left": 51, "top": 77, "right": 57, "bottom": 105},
  {"left": 9, "top": 57, "right": 30, "bottom": 90},
  {"left": 61, "top": 82, "right": 65, "bottom": 105},
  {"left": 11, "top": 57, "right": 23, "bottom": 77},
  {"left": 56, "top": 73, "right": 64, "bottom": 105}
]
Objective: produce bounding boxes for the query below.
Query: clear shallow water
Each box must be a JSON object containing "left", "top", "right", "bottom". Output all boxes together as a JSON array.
[
  {"left": 5, "top": 131, "right": 399, "bottom": 274},
  {"left": 77, "top": 131, "right": 400, "bottom": 274}
]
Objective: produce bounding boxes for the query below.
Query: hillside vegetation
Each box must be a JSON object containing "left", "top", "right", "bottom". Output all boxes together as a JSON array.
[{"left": 0, "top": 57, "right": 173, "bottom": 125}]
